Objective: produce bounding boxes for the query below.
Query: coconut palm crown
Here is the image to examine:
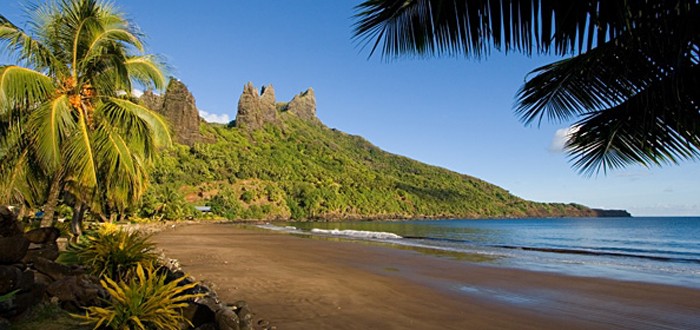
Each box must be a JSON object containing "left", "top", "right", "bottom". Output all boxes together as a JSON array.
[
  {"left": 0, "top": 0, "right": 171, "bottom": 224},
  {"left": 354, "top": 0, "right": 699, "bottom": 174}
]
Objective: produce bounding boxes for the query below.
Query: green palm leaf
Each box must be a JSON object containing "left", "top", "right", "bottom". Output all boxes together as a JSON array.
[
  {"left": 125, "top": 55, "right": 167, "bottom": 91},
  {"left": 0, "top": 66, "right": 54, "bottom": 114},
  {"left": 27, "top": 95, "right": 74, "bottom": 171},
  {"left": 101, "top": 97, "right": 172, "bottom": 151},
  {"left": 63, "top": 108, "right": 98, "bottom": 189}
]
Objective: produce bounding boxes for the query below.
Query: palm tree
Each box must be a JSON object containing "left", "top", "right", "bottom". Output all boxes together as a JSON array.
[
  {"left": 0, "top": 0, "right": 171, "bottom": 232},
  {"left": 353, "top": 0, "right": 699, "bottom": 174}
]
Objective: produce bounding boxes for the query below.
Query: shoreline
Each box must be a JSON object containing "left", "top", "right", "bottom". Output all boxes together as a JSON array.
[{"left": 154, "top": 223, "right": 700, "bottom": 330}]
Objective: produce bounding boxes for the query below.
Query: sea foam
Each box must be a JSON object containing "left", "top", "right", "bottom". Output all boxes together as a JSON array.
[{"left": 310, "top": 228, "right": 402, "bottom": 239}]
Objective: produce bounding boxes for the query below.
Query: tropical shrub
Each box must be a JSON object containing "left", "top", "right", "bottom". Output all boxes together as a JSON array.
[
  {"left": 76, "top": 263, "right": 201, "bottom": 330},
  {"left": 64, "top": 225, "right": 159, "bottom": 282}
]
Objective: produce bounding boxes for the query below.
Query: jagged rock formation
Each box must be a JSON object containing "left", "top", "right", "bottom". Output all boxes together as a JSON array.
[
  {"left": 287, "top": 88, "right": 317, "bottom": 122},
  {"left": 235, "top": 82, "right": 280, "bottom": 130},
  {"left": 235, "top": 82, "right": 318, "bottom": 130},
  {"left": 139, "top": 79, "right": 202, "bottom": 146},
  {"left": 139, "top": 90, "right": 163, "bottom": 114}
]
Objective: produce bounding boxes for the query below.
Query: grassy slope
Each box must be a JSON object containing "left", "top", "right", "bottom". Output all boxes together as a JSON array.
[{"left": 144, "top": 112, "right": 593, "bottom": 221}]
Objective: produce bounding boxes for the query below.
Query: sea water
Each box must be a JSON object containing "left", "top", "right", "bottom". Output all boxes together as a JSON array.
[{"left": 262, "top": 217, "right": 700, "bottom": 288}]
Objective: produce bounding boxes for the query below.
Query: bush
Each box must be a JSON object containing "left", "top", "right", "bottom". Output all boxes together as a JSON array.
[
  {"left": 75, "top": 263, "right": 201, "bottom": 330},
  {"left": 63, "top": 224, "right": 159, "bottom": 282}
]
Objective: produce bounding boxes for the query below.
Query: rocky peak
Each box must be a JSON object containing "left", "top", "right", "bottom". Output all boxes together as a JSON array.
[
  {"left": 139, "top": 90, "right": 163, "bottom": 112},
  {"left": 235, "top": 82, "right": 280, "bottom": 130},
  {"left": 287, "top": 88, "right": 317, "bottom": 122},
  {"left": 140, "top": 79, "right": 202, "bottom": 146},
  {"left": 235, "top": 83, "right": 318, "bottom": 130}
]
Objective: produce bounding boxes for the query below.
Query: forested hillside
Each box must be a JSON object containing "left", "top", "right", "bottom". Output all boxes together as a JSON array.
[{"left": 138, "top": 83, "right": 596, "bottom": 221}]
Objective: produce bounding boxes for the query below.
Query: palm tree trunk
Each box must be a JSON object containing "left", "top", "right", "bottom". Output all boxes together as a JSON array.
[
  {"left": 41, "top": 173, "right": 63, "bottom": 227},
  {"left": 71, "top": 202, "right": 85, "bottom": 237}
]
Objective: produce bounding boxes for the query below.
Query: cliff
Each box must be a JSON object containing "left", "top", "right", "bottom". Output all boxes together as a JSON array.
[
  {"left": 139, "top": 79, "right": 203, "bottom": 146},
  {"left": 235, "top": 82, "right": 318, "bottom": 130}
]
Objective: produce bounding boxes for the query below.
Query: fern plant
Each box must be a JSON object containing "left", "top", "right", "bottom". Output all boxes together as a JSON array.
[
  {"left": 75, "top": 263, "right": 202, "bottom": 330},
  {"left": 63, "top": 225, "right": 159, "bottom": 282}
]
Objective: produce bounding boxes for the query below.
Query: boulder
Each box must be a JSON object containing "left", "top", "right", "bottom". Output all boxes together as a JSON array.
[
  {"left": 0, "top": 206, "right": 23, "bottom": 237},
  {"left": 183, "top": 301, "right": 216, "bottom": 328},
  {"left": 33, "top": 271, "right": 53, "bottom": 288},
  {"left": 0, "top": 283, "right": 43, "bottom": 318},
  {"left": 0, "top": 236, "right": 29, "bottom": 264},
  {"left": 24, "top": 227, "right": 61, "bottom": 244},
  {"left": 23, "top": 243, "right": 59, "bottom": 263},
  {"left": 46, "top": 274, "right": 103, "bottom": 310},
  {"left": 17, "top": 270, "right": 34, "bottom": 292},
  {"left": 32, "top": 257, "right": 78, "bottom": 281},
  {"left": 236, "top": 305, "right": 253, "bottom": 330},
  {"left": 193, "top": 323, "right": 218, "bottom": 330},
  {"left": 216, "top": 307, "right": 241, "bottom": 330},
  {"left": 11, "top": 285, "right": 43, "bottom": 317},
  {"left": 0, "top": 266, "right": 22, "bottom": 294}
]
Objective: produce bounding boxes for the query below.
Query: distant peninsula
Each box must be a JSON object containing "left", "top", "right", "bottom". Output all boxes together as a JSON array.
[{"left": 137, "top": 80, "right": 630, "bottom": 221}]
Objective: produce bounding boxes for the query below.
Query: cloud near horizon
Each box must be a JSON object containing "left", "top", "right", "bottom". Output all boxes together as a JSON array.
[
  {"left": 549, "top": 126, "right": 578, "bottom": 152},
  {"left": 199, "top": 109, "right": 230, "bottom": 124}
]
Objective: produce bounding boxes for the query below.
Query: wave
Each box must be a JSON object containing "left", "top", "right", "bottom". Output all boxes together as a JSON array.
[
  {"left": 310, "top": 228, "right": 403, "bottom": 239},
  {"left": 401, "top": 235, "right": 700, "bottom": 264},
  {"left": 491, "top": 245, "right": 700, "bottom": 264}
]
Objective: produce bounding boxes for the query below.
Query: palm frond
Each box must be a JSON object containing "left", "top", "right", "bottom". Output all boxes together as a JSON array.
[
  {"left": 566, "top": 66, "right": 700, "bottom": 175},
  {"left": 92, "top": 123, "right": 149, "bottom": 209},
  {"left": 353, "top": 0, "right": 695, "bottom": 59},
  {"left": 0, "top": 122, "right": 46, "bottom": 205},
  {"left": 27, "top": 95, "right": 74, "bottom": 172},
  {"left": 125, "top": 56, "right": 167, "bottom": 91},
  {"left": 0, "top": 14, "right": 58, "bottom": 71},
  {"left": 99, "top": 97, "right": 172, "bottom": 152},
  {"left": 0, "top": 65, "right": 54, "bottom": 114},
  {"left": 63, "top": 107, "right": 98, "bottom": 189},
  {"left": 515, "top": 37, "right": 662, "bottom": 125}
]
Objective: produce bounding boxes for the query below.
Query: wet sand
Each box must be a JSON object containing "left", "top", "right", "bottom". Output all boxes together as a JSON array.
[{"left": 153, "top": 224, "right": 700, "bottom": 329}]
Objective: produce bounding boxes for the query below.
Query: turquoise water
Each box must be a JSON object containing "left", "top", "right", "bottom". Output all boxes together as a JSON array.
[{"left": 277, "top": 217, "right": 700, "bottom": 288}]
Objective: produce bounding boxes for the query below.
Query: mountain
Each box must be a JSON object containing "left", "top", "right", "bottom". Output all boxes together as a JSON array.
[{"left": 138, "top": 80, "right": 623, "bottom": 221}]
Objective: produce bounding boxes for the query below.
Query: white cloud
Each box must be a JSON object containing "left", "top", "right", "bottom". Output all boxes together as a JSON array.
[
  {"left": 549, "top": 126, "right": 578, "bottom": 152},
  {"left": 132, "top": 89, "right": 144, "bottom": 98},
  {"left": 199, "top": 110, "right": 230, "bottom": 124}
]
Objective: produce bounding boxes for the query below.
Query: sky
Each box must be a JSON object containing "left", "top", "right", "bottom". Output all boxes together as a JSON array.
[{"left": 2, "top": 1, "right": 699, "bottom": 216}]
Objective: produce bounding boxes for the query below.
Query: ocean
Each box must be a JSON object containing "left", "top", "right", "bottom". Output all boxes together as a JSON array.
[{"left": 263, "top": 217, "right": 700, "bottom": 288}]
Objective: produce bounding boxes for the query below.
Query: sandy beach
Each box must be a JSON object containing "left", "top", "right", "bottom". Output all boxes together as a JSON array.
[{"left": 153, "top": 224, "right": 700, "bottom": 329}]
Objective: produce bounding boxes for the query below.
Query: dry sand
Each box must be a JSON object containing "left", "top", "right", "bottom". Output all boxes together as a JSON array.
[{"left": 153, "top": 224, "right": 700, "bottom": 330}]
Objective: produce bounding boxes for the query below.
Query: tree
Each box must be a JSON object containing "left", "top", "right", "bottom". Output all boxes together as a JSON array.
[
  {"left": 0, "top": 0, "right": 171, "bottom": 232},
  {"left": 353, "top": 0, "right": 699, "bottom": 174}
]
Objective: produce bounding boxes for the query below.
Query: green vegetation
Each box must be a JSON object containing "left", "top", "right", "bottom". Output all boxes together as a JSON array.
[
  {"left": 0, "top": 0, "right": 170, "bottom": 234},
  {"left": 353, "top": 1, "right": 699, "bottom": 174},
  {"left": 144, "top": 113, "right": 594, "bottom": 220},
  {"left": 62, "top": 224, "right": 159, "bottom": 281},
  {"left": 76, "top": 263, "right": 201, "bottom": 330}
]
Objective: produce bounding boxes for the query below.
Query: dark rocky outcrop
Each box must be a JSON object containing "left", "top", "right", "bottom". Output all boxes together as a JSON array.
[
  {"left": 235, "top": 82, "right": 318, "bottom": 131},
  {"left": 140, "top": 79, "right": 203, "bottom": 146},
  {"left": 592, "top": 209, "right": 632, "bottom": 217}
]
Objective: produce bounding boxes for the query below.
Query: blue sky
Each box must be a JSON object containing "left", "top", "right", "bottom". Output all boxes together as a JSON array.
[{"left": 2, "top": 1, "right": 699, "bottom": 216}]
